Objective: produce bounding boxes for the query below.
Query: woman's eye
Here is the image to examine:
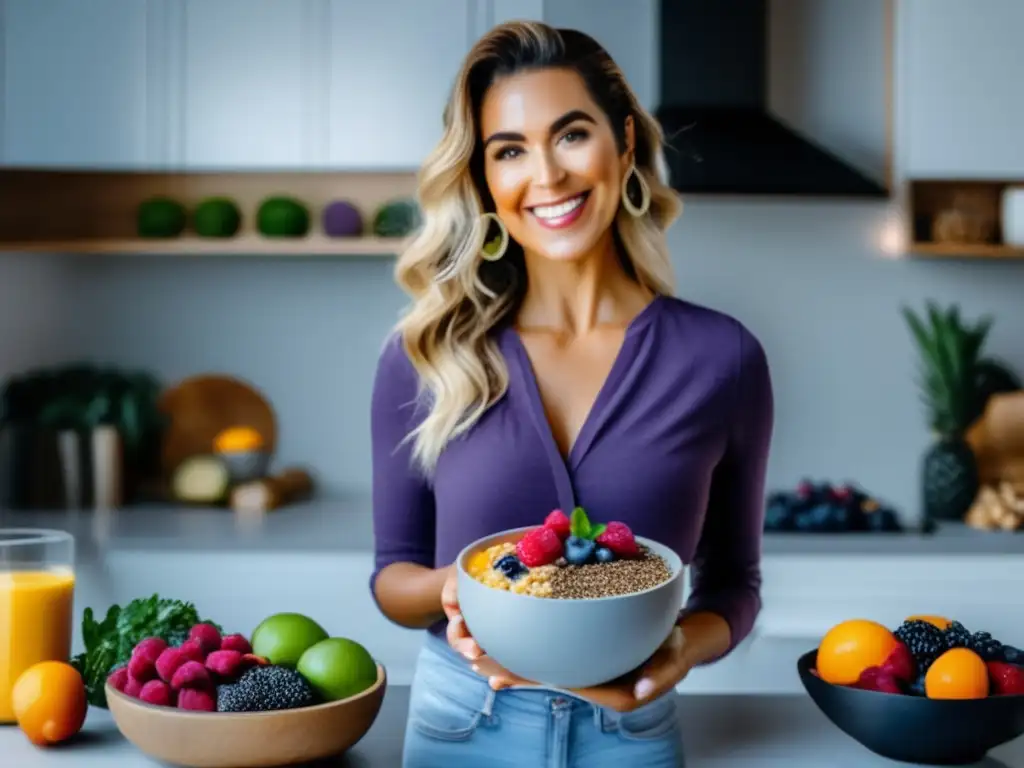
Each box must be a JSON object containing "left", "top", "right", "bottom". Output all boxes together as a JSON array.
[
  {"left": 494, "top": 146, "right": 522, "bottom": 161},
  {"left": 561, "top": 129, "right": 588, "bottom": 144}
]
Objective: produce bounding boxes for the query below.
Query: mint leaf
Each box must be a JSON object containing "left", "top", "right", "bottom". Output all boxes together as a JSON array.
[
  {"left": 590, "top": 523, "right": 608, "bottom": 540},
  {"left": 570, "top": 507, "right": 591, "bottom": 539}
]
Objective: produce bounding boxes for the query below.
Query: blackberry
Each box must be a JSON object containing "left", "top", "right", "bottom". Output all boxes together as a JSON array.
[
  {"left": 968, "top": 630, "right": 1005, "bottom": 662},
  {"left": 894, "top": 620, "right": 945, "bottom": 672},
  {"left": 942, "top": 620, "right": 973, "bottom": 651},
  {"left": 1002, "top": 645, "right": 1024, "bottom": 664},
  {"left": 217, "top": 665, "right": 319, "bottom": 712}
]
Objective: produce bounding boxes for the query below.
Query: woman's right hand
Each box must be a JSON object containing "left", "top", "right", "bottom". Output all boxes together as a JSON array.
[{"left": 441, "top": 565, "right": 483, "bottom": 661}]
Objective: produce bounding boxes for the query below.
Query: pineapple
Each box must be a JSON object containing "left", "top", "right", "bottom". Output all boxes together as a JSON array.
[{"left": 901, "top": 301, "right": 992, "bottom": 522}]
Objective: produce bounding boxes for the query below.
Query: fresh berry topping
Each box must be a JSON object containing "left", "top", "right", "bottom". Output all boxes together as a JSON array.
[
  {"left": 855, "top": 666, "right": 902, "bottom": 694},
  {"left": 880, "top": 642, "right": 915, "bottom": 683},
  {"left": 595, "top": 521, "right": 641, "bottom": 558},
  {"left": 188, "top": 623, "right": 222, "bottom": 654},
  {"left": 495, "top": 554, "right": 528, "bottom": 581},
  {"left": 220, "top": 633, "right": 253, "bottom": 655},
  {"left": 564, "top": 536, "right": 596, "bottom": 566},
  {"left": 987, "top": 661, "right": 1024, "bottom": 695},
  {"left": 516, "top": 526, "right": 563, "bottom": 567},
  {"left": 139, "top": 679, "right": 174, "bottom": 707},
  {"left": 543, "top": 509, "right": 572, "bottom": 540},
  {"left": 595, "top": 546, "right": 616, "bottom": 563}
]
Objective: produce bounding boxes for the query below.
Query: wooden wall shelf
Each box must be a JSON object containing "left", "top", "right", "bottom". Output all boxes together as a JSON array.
[
  {"left": 907, "top": 178, "right": 1024, "bottom": 259},
  {"left": 0, "top": 169, "right": 419, "bottom": 256}
]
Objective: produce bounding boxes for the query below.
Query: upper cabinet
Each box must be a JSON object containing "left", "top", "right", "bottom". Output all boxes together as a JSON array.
[
  {"left": 2, "top": 0, "right": 549, "bottom": 171},
  {"left": 2, "top": 0, "right": 150, "bottom": 168},
  {"left": 901, "top": 0, "right": 1024, "bottom": 177}
]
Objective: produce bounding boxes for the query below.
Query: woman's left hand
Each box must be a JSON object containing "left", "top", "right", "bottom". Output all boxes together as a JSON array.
[{"left": 471, "top": 625, "right": 691, "bottom": 713}]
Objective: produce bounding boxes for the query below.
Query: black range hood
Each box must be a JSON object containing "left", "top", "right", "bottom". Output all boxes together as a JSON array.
[{"left": 654, "top": 0, "right": 888, "bottom": 198}]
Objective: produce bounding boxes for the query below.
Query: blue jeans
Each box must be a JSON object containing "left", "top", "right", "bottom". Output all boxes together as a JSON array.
[{"left": 402, "top": 633, "right": 686, "bottom": 768}]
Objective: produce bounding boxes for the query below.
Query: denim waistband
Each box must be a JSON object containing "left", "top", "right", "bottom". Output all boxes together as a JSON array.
[{"left": 415, "top": 632, "right": 664, "bottom": 729}]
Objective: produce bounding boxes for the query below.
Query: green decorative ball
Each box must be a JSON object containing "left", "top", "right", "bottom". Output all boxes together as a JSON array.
[
  {"left": 257, "top": 196, "right": 310, "bottom": 238},
  {"left": 136, "top": 197, "right": 186, "bottom": 239},
  {"left": 193, "top": 198, "right": 242, "bottom": 238},
  {"left": 372, "top": 198, "right": 422, "bottom": 237}
]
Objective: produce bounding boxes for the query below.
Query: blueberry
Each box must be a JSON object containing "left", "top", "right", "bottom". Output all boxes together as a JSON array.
[
  {"left": 595, "top": 547, "right": 615, "bottom": 563},
  {"left": 564, "top": 536, "right": 596, "bottom": 565},
  {"left": 495, "top": 554, "right": 527, "bottom": 581},
  {"left": 1004, "top": 646, "right": 1023, "bottom": 664},
  {"left": 908, "top": 673, "right": 927, "bottom": 696}
]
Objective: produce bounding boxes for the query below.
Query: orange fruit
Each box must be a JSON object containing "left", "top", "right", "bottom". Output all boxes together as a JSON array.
[
  {"left": 11, "top": 661, "right": 88, "bottom": 746},
  {"left": 817, "top": 619, "right": 900, "bottom": 685},
  {"left": 925, "top": 648, "right": 989, "bottom": 699},
  {"left": 905, "top": 614, "right": 952, "bottom": 630}
]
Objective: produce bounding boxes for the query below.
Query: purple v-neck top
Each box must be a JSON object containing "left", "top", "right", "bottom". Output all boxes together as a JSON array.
[{"left": 369, "top": 294, "right": 774, "bottom": 660}]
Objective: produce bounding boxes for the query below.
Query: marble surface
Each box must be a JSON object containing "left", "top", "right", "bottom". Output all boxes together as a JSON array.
[
  {"left": 3, "top": 497, "right": 1024, "bottom": 556},
  {"left": 1, "top": 689, "right": 1022, "bottom": 767}
]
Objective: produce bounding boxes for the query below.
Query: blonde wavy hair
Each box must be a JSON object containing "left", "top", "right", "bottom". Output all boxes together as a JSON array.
[{"left": 393, "top": 21, "right": 683, "bottom": 475}]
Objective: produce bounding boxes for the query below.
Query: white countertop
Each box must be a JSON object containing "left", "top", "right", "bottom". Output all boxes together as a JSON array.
[
  {"left": 4, "top": 498, "right": 1024, "bottom": 557},
  {"left": 2, "top": 690, "right": 1022, "bottom": 767}
]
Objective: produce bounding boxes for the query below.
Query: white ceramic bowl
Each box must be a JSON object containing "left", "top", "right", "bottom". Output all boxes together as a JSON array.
[{"left": 457, "top": 527, "right": 686, "bottom": 689}]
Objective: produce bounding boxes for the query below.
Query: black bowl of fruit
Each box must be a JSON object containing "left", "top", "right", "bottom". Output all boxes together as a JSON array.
[
  {"left": 766, "top": 479, "right": 902, "bottom": 533},
  {"left": 798, "top": 616, "right": 1024, "bottom": 765}
]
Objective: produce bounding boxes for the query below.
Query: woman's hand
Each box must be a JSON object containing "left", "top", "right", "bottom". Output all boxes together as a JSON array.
[
  {"left": 440, "top": 565, "right": 484, "bottom": 661},
  {"left": 478, "top": 626, "right": 692, "bottom": 713}
]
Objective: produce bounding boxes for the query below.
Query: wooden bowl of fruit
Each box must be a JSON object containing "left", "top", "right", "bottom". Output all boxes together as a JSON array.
[
  {"left": 798, "top": 616, "right": 1024, "bottom": 765},
  {"left": 105, "top": 621, "right": 386, "bottom": 768}
]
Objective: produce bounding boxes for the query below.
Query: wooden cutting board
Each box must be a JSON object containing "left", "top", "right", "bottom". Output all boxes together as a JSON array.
[{"left": 158, "top": 374, "right": 277, "bottom": 478}]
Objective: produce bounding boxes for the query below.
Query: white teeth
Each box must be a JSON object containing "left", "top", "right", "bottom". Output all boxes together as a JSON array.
[{"left": 532, "top": 195, "right": 585, "bottom": 220}]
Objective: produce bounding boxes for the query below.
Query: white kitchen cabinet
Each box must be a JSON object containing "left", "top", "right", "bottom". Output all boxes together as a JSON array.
[
  {"left": 326, "top": 0, "right": 476, "bottom": 169},
  {"left": 179, "top": 0, "right": 316, "bottom": 169},
  {"left": 1, "top": 0, "right": 150, "bottom": 168},
  {"left": 901, "top": 0, "right": 1024, "bottom": 177}
]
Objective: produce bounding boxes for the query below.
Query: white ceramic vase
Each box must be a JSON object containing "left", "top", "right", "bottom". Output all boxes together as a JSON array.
[{"left": 1002, "top": 186, "right": 1024, "bottom": 246}]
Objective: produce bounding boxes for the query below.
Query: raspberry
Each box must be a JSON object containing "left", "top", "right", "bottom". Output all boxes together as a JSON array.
[
  {"left": 516, "top": 526, "right": 563, "bottom": 567},
  {"left": 987, "top": 661, "right": 1024, "bottom": 695},
  {"left": 855, "top": 666, "right": 903, "bottom": 694},
  {"left": 139, "top": 679, "right": 174, "bottom": 707},
  {"left": 205, "top": 650, "right": 245, "bottom": 681},
  {"left": 170, "top": 660, "right": 212, "bottom": 691},
  {"left": 107, "top": 667, "right": 129, "bottom": 693},
  {"left": 123, "top": 673, "right": 145, "bottom": 698},
  {"left": 132, "top": 637, "right": 168, "bottom": 664},
  {"left": 188, "top": 623, "right": 222, "bottom": 654},
  {"left": 595, "top": 521, "right": 641, "bottom": 558},
  {"left": 543, "top": 509, "right": 571, "bottom": 540},
  {"left": 155, "top": 647, "right": 190, "bottom": 683},
  {"left": 128, "top": 652, "right": 157, "bottom": 682},
  {"left": 179, "top": 639, "right": 206, "bottom": 663},
  {"left": 880, "top": 642, "right": 915, "bottom": 683},
  {"left": 177, "top": 688, "right": 216, "bottom": 712},
  {"left": 220, "top": 633, "right": 253, "bottom": 654}
]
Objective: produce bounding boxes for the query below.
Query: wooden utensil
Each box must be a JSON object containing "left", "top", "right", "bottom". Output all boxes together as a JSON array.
[
  {"left": 158, "top": 374, "right": 276, "bottom": 479},
  {"left": 231, "top": 468, "right": 314, "bottom": 513}
]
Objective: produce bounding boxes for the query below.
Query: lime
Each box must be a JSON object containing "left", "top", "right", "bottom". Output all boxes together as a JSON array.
[
  {"left": 297, "top": 637, "right": 378, "bottom": 701},
  {"left": 250, "top": 613, "right": 329, "bottom": 668}
]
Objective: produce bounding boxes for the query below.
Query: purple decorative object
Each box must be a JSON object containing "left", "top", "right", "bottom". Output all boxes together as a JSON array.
[{"left": 322, "top": 200, "right": 363, "bottom": 237}]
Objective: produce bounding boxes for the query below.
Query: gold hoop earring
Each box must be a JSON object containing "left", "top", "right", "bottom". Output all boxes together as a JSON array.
[
  {"left": 621, "top": 162, "right": 651, "bottom": 217},
  {"left": 479, "top": 212, "right": 508, "bottom": 261}
]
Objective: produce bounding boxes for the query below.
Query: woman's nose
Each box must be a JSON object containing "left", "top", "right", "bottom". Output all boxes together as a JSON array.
[{"left": 532, "top": 149, "right": 567, "bottom": 188}]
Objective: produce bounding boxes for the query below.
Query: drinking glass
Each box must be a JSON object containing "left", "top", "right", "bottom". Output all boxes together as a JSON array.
[{"left": 0, "top": 529, "right": 75, "bottom": 723}]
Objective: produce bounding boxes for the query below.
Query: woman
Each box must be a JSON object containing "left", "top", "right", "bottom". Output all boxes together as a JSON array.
[{"left": 370, "top": 21, "right": 774, "bottom": 768}]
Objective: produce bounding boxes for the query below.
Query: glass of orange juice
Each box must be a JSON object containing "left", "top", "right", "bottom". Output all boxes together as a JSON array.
[{"left": 0, "top": 529, "right": 75, "bottom": 723}]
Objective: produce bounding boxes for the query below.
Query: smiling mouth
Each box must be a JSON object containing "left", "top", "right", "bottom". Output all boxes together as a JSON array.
[{"left": 527, "top": 192, "right": 591, "bottom": 229}]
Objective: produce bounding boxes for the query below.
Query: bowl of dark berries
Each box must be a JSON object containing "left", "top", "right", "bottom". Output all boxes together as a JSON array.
[
  {"left": 457, "top": 507, "right": 686, "bottom": 689},
  {"left": 798, "top": 616, "right": 1024, "bottom": 765},
  {"left": 765, "top": 479, "right": 903, "bottom": 533},
  {"left": 104, "top": 618, "right": 386, "bottom": 768}
]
